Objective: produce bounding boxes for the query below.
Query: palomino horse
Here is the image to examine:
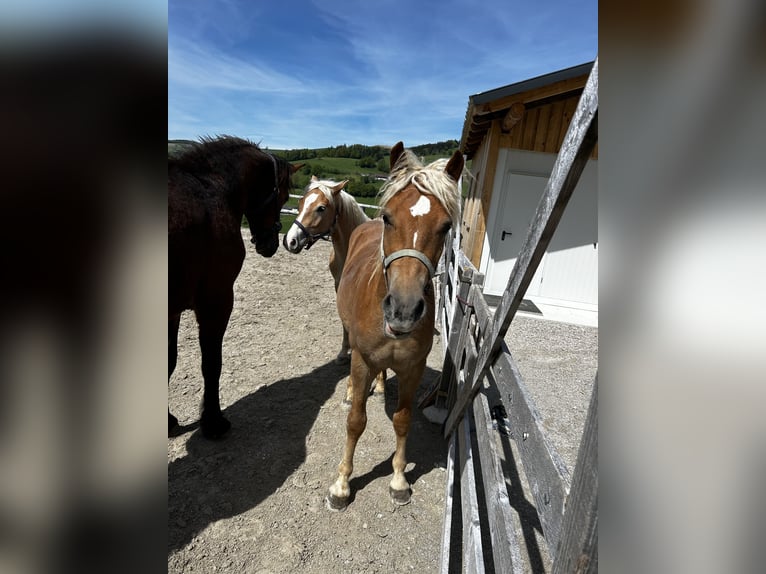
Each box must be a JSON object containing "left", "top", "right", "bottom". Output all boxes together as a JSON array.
[
  {"left": 282, "top": 176, "right": 386, "bottom": 398},
  {"left": 327, "top": 142, "right": 463, "bottom": 509},
  {"left": 169, "top": 136, "right": 298, "bottom": 438}
]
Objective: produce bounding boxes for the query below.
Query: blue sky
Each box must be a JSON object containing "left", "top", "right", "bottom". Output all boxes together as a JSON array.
[{"left": 169, "top": 0, "right": 596, "bottom": 149}]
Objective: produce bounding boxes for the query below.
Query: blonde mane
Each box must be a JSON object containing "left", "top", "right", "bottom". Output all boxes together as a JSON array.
[
  {"left": 377, "top": 149, "right": 462, "bottom": 226},
  {"left": 307, "top": 179, "right": 369, "bottom": 227}
]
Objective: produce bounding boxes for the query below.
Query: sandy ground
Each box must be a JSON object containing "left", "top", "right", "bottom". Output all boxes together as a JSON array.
[{"left": 168, "top": 234, "right": 596, "bottom": 573}]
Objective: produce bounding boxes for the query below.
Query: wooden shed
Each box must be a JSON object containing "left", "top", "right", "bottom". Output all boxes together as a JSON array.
[{"left": 459, "top": 62, "right": 598, "bottom": 326}]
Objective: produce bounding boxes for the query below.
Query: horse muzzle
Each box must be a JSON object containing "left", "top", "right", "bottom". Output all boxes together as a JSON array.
[
  {"left": 252, "top": 233, "right": 279, "bottom": 257},
  {"left": 382, "top": 292, "right": 426, "bottom": 339},
  {"left": 282, "top": 225, "right": 308, "bottom": 253}
]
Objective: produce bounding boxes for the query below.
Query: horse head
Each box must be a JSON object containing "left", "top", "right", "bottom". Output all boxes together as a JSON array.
[
  {"left": 379, "top": 142, "right": 464, "bottom": 338},
  {"left": 283, "top": 176, "right": 348, "bottom": 253},
  {"left": 247, "top": 156, "right": 301, "bottom": 257}
]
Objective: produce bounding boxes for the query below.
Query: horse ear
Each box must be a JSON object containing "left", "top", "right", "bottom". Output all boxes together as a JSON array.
[
  {"left": 331, "top": 180, "right": 348, "bottom": 195},
  {"left": 444, "top": 150, "right": 464, "bottom": 182},
  {"left": 390, "top": 141, "right": 405, "bottom": 170},
  {"left": 311, "top": 175, "right": 319, "bottom": 182},
  {"left": 291, "top": 163, "right": 305, "bottom": 173}
]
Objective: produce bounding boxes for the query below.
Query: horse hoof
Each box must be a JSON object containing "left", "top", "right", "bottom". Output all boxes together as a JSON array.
[
  {"left": 389, "top": 486, "right": 412, "bottom": 506},
  {"left": 325, "top": 494, "right": 349, "bottom": 512},
  {"left": 200, "top": 414, "right": 231, "bottom": 440},
  {"left": 168, "top": 413, "right": 179, "bottom": 436}
]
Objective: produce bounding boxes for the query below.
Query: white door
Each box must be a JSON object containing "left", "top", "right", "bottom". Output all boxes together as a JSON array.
[
  {"left": 481, "top": 171, "right": 546, "bottom": 297},
  {"left": 480, "top": 149, "right": 598, "bottom": 316}
]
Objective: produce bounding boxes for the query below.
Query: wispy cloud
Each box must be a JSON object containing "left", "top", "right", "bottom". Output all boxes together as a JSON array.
[{"left": 168, "top": 36, "right": 306, "bottom": 93}]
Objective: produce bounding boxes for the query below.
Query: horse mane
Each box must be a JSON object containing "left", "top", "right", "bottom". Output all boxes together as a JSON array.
[
  {"left": 170, "top": 135, "right": 260, "bottom": 173},
  {"left": 377, "top": 149, "right": 462, "bottom": 226},
  {"left": 170, "top": 134, "right": 292, "bottom": 192},
  {"left": 308, "top": 179, "right": 369, "bottom": 226}
]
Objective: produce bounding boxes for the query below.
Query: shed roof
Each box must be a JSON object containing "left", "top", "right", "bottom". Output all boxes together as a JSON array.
[{"left": 460, "top": 61, "right": 594, "bottom": 158}]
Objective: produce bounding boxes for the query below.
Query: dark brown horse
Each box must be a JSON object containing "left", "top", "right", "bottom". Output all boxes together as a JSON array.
[
  {"left": 169, "top": 136, "right": 298, "bottom": 438},
  {"left": 327, "top": 142, "right": 463, "bottom": 509}
]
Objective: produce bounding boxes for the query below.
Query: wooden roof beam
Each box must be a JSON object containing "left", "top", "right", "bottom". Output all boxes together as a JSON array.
[
  {"left": 501, "top": 102, "right": 525, "bottom": 132},
  {"left": 477, "top": 75, "right": 588, "bottom": 115}
]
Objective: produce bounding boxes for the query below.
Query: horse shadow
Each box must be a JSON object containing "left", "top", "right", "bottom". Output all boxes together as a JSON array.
[
  {"left": 168, "top": 359, "right": 346, "bottom": 553},
  {"left": 346, "top": 365, "right": 447, "bottom": 503},
  {"left": 169, "top": 361, "right": 448, "bottom": 552}
]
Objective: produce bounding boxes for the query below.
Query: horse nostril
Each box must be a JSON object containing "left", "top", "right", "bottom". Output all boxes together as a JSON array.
[
  {"left": 383, "top": 294, "right": 392, "bottom": 311},
  {"left": 414, "top": 298, "right": 425, "bottom": 319}
]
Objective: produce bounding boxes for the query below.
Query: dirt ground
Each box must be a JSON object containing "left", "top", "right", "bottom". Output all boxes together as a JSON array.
[{"left": 168, "top": 233, "right": 597, "bottom": 573}]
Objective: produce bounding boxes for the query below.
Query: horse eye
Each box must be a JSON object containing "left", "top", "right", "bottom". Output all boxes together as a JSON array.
[
  {"left": 317, "top": 205, "right": 326, "bottom": 212},
  {"left": 382, "top": 214, "right": 391, "bottom": 226}
]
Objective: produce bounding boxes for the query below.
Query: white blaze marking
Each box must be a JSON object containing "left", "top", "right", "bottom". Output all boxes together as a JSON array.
[
  {"left": 297, "top": 191, "right": 320, "bottom": 223},
  {"left": 413, "top": 231, "right": 418, "bottom": 247},
  {"left": 409, "top": 195, "right": 431, "bottom": 217}
]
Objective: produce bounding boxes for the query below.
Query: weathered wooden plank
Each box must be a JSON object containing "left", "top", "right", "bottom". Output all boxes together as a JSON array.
[
  {"left": 423, "top": 259, "right": 483, "bottom": 411},
  {"left": 440, "top": 433, "right": 458, "bottom": 574},
  {"left": 552, "top": 376, "right": 598, "bottom": 574},
  {"left": 557, "top": 97, "right": 579, "bottom": 150},
  {"left": 442, "top": 283, "right": 491, "bottom": 429},
  {"left": 491, "top": 343, "right": 572, "bottom": 558},
  {"left": 510, "top": 114, "right": 524, "bottom": 148},
  {"left": 521, "top": 107, "right": 540, "bottom": 150},
  {"left": 544, "top": 99, "right": 565, "bottom": 154},
  {"left": 443, "top": 58, "right": 598, "bottom": 439},
  {"left": 533, "top": 104, "right": 552, "bottom": 152},
  {"left": 473, "top": 384, "right": 524, "bottom": 573},
  {"left": 458, "top": 412, "right": 485, "bottom": 573}
]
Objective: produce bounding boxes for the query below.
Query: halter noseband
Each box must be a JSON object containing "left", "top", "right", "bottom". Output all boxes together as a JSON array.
[
  {"left": 383, "top": 248, "right": 435, "bottom": 280},
  {"left": 292, "top": 211, "right": 337, "bottom": 250}
]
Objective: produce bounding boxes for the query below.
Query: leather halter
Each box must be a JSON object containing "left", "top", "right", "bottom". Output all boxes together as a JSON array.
[
  {"left": 292, "top": 187, "right": 339, "bottom": 250},
  {"left": 291, "top": 211, "right": 336, "bottom": 250},
  {"left": 249, "top": 154, "right": 283, "bottom": 245},
  {"left": 261, "top": 153, "right": 281, "bottom": 207},
  {"left": 383, "top": 248, "right": 435, "bottom": 280}
]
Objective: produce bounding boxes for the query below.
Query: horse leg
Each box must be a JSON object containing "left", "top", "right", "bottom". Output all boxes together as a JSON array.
[
  {"left": 331, "top": 262, "right": 351, "bottom": 365},
  {"left": 328, "top": 351, "right": 375, "bottom": 510},
  {"left": 336, "top": 325, "right": 351, "bottom": 365},
  {"left": 168, "top": 314, "right": 181, "bottom": 434},
  {"left": 343, "top": 367, "right": 384, "bottom": 405},
  {"left": 389, "top": 364, "right": 425, "bottom": 505},
  {"left": 373, "top": 369, "right": 386, "bottom": 396},
  {"left": 195, "top": 295, "right": 233, "bottom": 439}
]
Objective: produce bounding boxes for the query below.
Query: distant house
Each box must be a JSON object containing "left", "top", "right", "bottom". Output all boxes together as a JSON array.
[{"left": 459, "top": 62, "right": 597, "bottom": 326}]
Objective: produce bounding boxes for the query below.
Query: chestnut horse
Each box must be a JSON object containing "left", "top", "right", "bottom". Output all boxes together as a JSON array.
[
  {"left": 282, "top": 176, "right": 386, "bottom": 398},
  {"left": 169, "top": 136, "right": 298, "bottom": 438},
  {"left": 327, "top": 142, "right": 463, "bottom": 509}
]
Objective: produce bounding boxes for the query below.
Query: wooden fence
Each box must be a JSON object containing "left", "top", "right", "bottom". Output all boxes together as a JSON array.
[
  {"left": 281, "top": 195, "right": 378, "bottom": 217},
  {"left": 421, "top": 59, "right": 598, "bottom": 573}
]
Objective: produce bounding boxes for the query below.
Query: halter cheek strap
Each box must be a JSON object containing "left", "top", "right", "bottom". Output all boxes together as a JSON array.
[
  {"left": 383, "top": 249, "right": 435, "bottom": 279},
  {"left": 260, "top": 153, "right": 280, "bottom": 207}
]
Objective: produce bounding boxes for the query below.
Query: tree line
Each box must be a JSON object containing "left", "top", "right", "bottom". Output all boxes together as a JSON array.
[{"left": 271, "top": 140, "right": 459, "bottom": 162}]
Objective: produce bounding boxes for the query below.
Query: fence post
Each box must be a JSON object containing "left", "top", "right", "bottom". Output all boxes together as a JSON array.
[{"left": 552, "top": 375, "right": 598, "bottom": 573}]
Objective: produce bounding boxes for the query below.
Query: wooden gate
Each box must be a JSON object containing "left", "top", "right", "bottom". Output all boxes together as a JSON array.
[{"left": 422, "top": 59, "right": 598, "bottom": 573}]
